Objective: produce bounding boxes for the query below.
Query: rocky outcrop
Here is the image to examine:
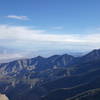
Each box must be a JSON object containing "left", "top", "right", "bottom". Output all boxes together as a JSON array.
[{"left": 0, "top": 94, "right": 9, "bottom": 100}]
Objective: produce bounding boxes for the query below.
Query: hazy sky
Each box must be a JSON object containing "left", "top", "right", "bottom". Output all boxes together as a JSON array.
[{"left": 0, "top": 0, "right": 100, "bottom": 54}]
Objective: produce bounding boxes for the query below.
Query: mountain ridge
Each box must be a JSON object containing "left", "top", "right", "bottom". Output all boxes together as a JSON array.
[{"left": 0, "top": 49, "right": 100, "bottom": 100}]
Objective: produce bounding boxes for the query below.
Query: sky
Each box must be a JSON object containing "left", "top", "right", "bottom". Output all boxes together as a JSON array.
[{"left": 0, "top": 0, "right": 100, "bottom": 59}]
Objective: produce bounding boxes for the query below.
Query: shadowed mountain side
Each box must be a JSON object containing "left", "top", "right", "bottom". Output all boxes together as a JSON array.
[
  {"left": 67, "top": 88, "right": 100, "bottom": 100},
  {"left": 42, "top": 68, "right": 100, "bottom": 91},
  {"left": 42, "top": 69, "right": 100, "bottom": 100}
]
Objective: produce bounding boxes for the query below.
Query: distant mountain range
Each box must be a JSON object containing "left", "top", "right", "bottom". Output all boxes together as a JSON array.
[{"left": 0, "top": 49, "right": 100, "bottom": 100}]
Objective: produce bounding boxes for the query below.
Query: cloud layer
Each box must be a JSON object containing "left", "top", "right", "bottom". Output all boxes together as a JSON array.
[
  {"left": 0, "top": 24, "right": 100, "bottom": 51},
  {"left": 6, "top": 15, "right": 29, "bottom": 20}
]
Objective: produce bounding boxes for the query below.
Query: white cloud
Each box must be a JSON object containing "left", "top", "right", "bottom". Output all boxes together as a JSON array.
[
  {"left": 0, "top": 24, "right": 100, "bottom": 51},
  {"left": 0, "top": 25, "right": 84, "bottom": 43},
  {"left": 0, "top": 25, "right": 77, "bottom": 42},
  {"left": 6, "top": 15, "right": 29, "bottom": 20}
]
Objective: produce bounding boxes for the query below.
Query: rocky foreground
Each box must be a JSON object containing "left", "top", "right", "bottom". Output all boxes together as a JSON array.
[{"left": 0, "top": 94, "right": 9, "bottom": 100}]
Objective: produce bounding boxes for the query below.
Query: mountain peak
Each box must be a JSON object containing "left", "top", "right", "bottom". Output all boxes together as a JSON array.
[
  {"left": 80, "top": 49, "right": 100, "bottom": 63},
  {"left": 86, "top": 49, "right": 100, "bottom": 57},
  {"left": 34, "top": 56, "right": 45, "bottom": 60}
]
